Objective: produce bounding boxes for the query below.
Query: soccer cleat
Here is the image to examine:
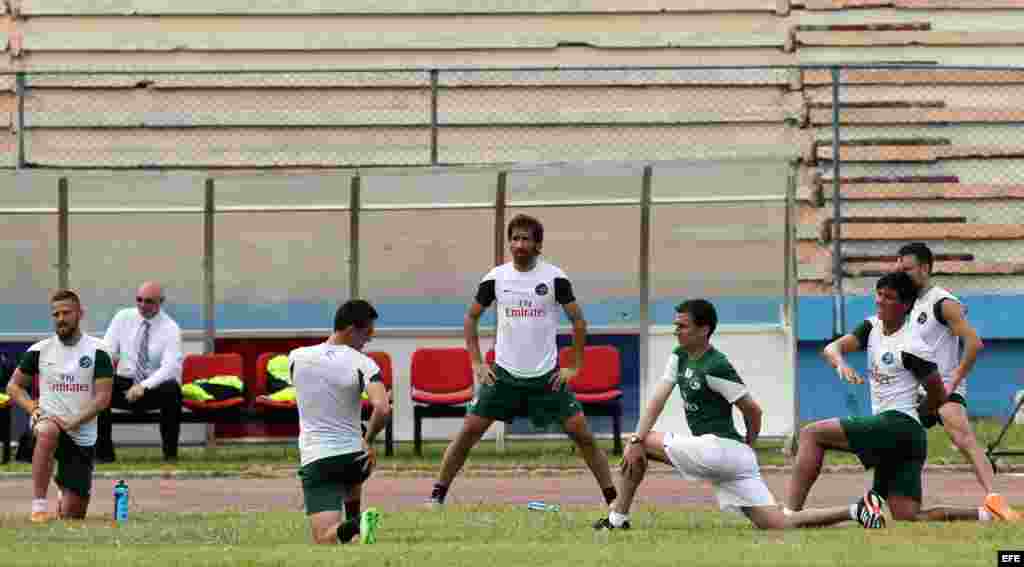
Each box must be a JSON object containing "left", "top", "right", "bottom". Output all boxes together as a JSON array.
[
  {"left": 360, "top": 508, "right": 380, "bottom": 544},
  {"left": 985, "top": 494, "right": 1022, "bottom": 522},
  {"left": 855, "top": 490, "right": 888, "bottom": 529},
  {"left": 30, "top": 511, "right": 50, "bottom": 524},
  {"left": 593, "top": 517, "right": 631, "bottom": 531},
  {"left": 426, "top": 485, "right": 446, "bottom": 508}
]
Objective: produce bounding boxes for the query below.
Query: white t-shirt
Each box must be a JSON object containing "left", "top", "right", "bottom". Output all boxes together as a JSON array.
[
  {"left": 102, "top": 308, "right": 184, "bottom": 389},
  {"left": 853, "top": 316, "right": 938, "bottom": 423},
  {"left": 291, "top": 342, "right": 382, "bottom": 467},
  {"left": 475, "top": 260, "right": 576, "bottom": 378},
  {"left": 19, "top": 335, "right": 114, "bottom": 446},
  {"left": 909, "top": 286, "right": 963, "bottom": 391}
]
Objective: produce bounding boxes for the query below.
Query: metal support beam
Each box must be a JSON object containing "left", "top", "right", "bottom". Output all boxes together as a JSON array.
[
  {"left": 493, "top": 170, "right": 507, "bottom": 453},
  {"left": 203, "top": 179, "right": 216, "bottom": 356},
  {"left": 57, "top": 177, "right": 69, "bottom": 290},
  {"left": 203, "top": 178, "right": 217, "bottom": 449},
  {"left": 638, "top": 165, "right": 652, "bottom": 408},
  {"left": 15, "top": 73, "right": 26, "bottom": 169},
  {"left": 350, "top": 175, "right": 361, "bottom": 299},
  {"left": 429, "top": 70, "right": 439, "bottom": 166},
  {"left": 830, "top": 66, "right": 845, "bottom": 337}
]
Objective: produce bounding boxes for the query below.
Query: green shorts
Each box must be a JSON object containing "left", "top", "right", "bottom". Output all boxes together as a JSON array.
[
  {"left": 840, "top": 410, "right": 927, "bottom": 502},
  {"left": 468, "top": 364, "right": 583, "bottom": 429},
  {"left": 298, "top": 451, "right": 372, "bottom": 515},
  {"left": 920, "top": 392, "right": 967, "bottom": 429},
  {"left": 54, "top": 431, "right": 95, "bottom": 498}
]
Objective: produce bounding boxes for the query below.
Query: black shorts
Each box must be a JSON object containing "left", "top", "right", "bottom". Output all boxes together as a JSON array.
[
  {"left": 53, "top": 430, "right": 95, "bottom": 498},
  {"left": 297, "top": 452, "right": 372, "bottom": 515}
]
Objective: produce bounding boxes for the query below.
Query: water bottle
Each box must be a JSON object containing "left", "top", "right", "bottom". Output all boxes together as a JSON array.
[
  {"left": 527, "top": 501, "right": 559, "bottom": 512},
  {"left": 113, "top": 479, "right": 129, "bottom": 523}
]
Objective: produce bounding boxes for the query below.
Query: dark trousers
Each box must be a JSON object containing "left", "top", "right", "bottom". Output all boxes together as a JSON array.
[{"left": 96, "top": 376, "right": 182, "bottom": 461}]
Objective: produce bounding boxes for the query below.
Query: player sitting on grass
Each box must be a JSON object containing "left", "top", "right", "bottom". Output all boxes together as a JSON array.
[
  {"left": 597, "top": 298, "right": 881, "bottom": 531},
  {"left": 789, "top": 271, "right": 1018, "bottom": 524}
]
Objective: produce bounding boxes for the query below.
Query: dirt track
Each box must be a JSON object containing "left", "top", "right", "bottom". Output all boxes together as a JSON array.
[{"left": 2, "top": 469, "right": 1021, "bottom": 516}]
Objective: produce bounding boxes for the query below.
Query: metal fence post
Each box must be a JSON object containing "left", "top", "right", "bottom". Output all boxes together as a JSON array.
[
  {"left": 57, "top": 177, "right": 69, "bottom": 290},
  {"left": 494, "top": 171, "right": 507, "bottom": 266},
  {"left": 350, "top": 174, "right": 361, "bottom": 299},
  {"left": 202, "top": 178, "right": 217, "bottom": 448},
  {"left": 15, "top": 72, "right": 25, "bottom": 169},
  {"left": 430, "top": 69, "right": 439, "bottom": 166},
  {"left": 786, "top": 159, "right": 800, "bottom": 439},
  {"left": 830, "top": 66, "right": 845, "bottom": 337},
  {"left": 493, "top": 170, "right": 507, "bottom": 453},
  {"left": 638, "top": 165, "right": 653, "bottom": 407},
  {"left": 203, "top": 179, "right": 216, "bottom": 355}
]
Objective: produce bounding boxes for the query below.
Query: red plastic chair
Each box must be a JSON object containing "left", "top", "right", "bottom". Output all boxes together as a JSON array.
[
  {"left": 252, "top": 350, "right": 395, "bottom": 455},
  {"left": 182, "top": 353, "right": 246, "bottom": 412},
  {"left": 252, "top": 352, "right": 294, "bottom": 411},
  {"left": 560, "top": 345, "right": 624, "bottom": 455},
  {"left": 410, "top": 347, "right": 475, "bottom": 456},
  {"left": 362, "top": 351, "right": 395, "bottom": 456}
]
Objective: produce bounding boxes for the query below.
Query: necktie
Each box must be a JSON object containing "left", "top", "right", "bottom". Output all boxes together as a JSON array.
[{"left": 136, "top": 320, "right": 151, "bottom": 383}]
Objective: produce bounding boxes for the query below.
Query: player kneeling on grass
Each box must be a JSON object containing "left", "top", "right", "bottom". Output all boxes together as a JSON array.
[
  {"left": 5, "top": 289, "right": 113, "bottom": 523},
  {"left": 597, "top": 298, "right": 875, "bottom": 531},
  {"left": 788, "top": 271, "right": 1017, "bottom": 525},
  {"left": 292, "top": 299, "right": 390, "bottom": 544}
]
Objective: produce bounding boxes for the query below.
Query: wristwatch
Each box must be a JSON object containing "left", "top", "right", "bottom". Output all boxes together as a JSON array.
[{"left": 628, "top": 434, "right": 642, "bottom": 445}]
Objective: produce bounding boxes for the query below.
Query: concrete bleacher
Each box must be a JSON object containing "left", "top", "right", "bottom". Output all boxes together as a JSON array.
[
  {"left": 0, "top": 2, "right": 1021, "bottom": 294},
  {"left": 797, "top": 62, "right": 1024, "bottom": 295}
]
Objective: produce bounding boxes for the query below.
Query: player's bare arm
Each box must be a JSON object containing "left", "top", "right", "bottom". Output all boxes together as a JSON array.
[
  {"left": 464, "top": 301, "right": 495, "bottom": 385},
  {"left": 554, "top": 302, "right": 587, "bottom": 387},
  {"left": 734, "top": 394, "right": 762, "bottom": 446},
  {"left": 6, "top": 367, "right": 40, "bottom": 423},
  {"left": 363, "top": 380, "right": 391, "bottom": 469},
  {"left": 57, "top": 377, "right": 113, "bottom": 432},
  {"left": 942, "top": 300, "right": 983, "bottom": 393},
  {"left": 822, "top": 334, "right": 863, "bottom": 384},
  {"left": 918, "top": 372, "right": 948, "bottom": 416},
  {"left": 622, "top": 380, "right": 675, "bottom": 478}
]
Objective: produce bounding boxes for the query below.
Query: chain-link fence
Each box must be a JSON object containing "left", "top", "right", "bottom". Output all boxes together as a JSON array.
[
  {"left": 810, "top": 66, "right": 1024, "bottom": 334},
  {"left": 12, "top": 67, "right": 801, "bottom": 168},
  {"left": 3, "top": 63, "right": 1024, "bottom": 344}
]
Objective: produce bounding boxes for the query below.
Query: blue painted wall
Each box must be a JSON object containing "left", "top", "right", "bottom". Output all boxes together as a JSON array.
[{"left": 797, "top": 294, "right": 1024, "bottom": 421}]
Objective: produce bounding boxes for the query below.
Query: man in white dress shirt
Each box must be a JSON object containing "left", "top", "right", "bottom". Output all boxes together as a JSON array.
[{"left": 96, "top": 281, "right": 184, "bottom": 463}]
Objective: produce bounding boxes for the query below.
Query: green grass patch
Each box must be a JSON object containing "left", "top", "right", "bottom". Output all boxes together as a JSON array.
[
  {"left": 3, "top": 417, "right": 1021, "bottom": 474},
  {"left": 0, "top": 505, "right": 1019, "bottom": 566}
]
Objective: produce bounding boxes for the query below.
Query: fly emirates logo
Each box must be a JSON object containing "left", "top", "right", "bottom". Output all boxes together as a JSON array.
[
  {"left": 505, "top": 299, "right": 546, "bottom": 319},
  {"left": 51, "top": 373, "right": 90, "bottom": 394}
]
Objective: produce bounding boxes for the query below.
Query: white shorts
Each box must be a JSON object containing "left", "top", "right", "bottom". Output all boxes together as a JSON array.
[{"left": 662, "top": 432, "right": 776, "bottom": 514}]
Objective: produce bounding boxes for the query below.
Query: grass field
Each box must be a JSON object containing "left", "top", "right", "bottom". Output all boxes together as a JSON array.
[
  {"left": 3, "top": 417, "right": 1021, "bottom": 474},
  {"left": 0, "top": 505, "right": 1018, "bottom": 566}
]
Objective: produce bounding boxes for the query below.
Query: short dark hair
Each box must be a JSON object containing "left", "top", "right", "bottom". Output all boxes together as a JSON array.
[
  {"left": 51, "top": 289, "right": 81, "bottom": 306},
  {"left": 898, "top": 242, "right": 933, "bottom": 273},
  {"left": 507, "top": 214, "right": 544, "bottom": 244},
  {"left": 334, "top": 299, "right": 379, "bottom": 332},
  {"left": 876, "top": 271, "right": 918, "bottom": 305},
  {"left": 675, "top": 299, "right": 718, "bottom": 338}
]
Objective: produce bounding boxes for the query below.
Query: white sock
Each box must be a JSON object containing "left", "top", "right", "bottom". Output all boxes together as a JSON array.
[
  {"left": 31, "top": 499, "right": 47, "bottom": 514},
  {"left": 783, "top": 507, "right": 794, "bottom": 517},
  {"left": 849, "top": 504, "right": 859, "bottom": 521},
  {"left": 979, "top": 507, "right": 993, "bottom": 522},
  {"left": 609, "top": 510, "right": 629, "bottom": 528}
]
